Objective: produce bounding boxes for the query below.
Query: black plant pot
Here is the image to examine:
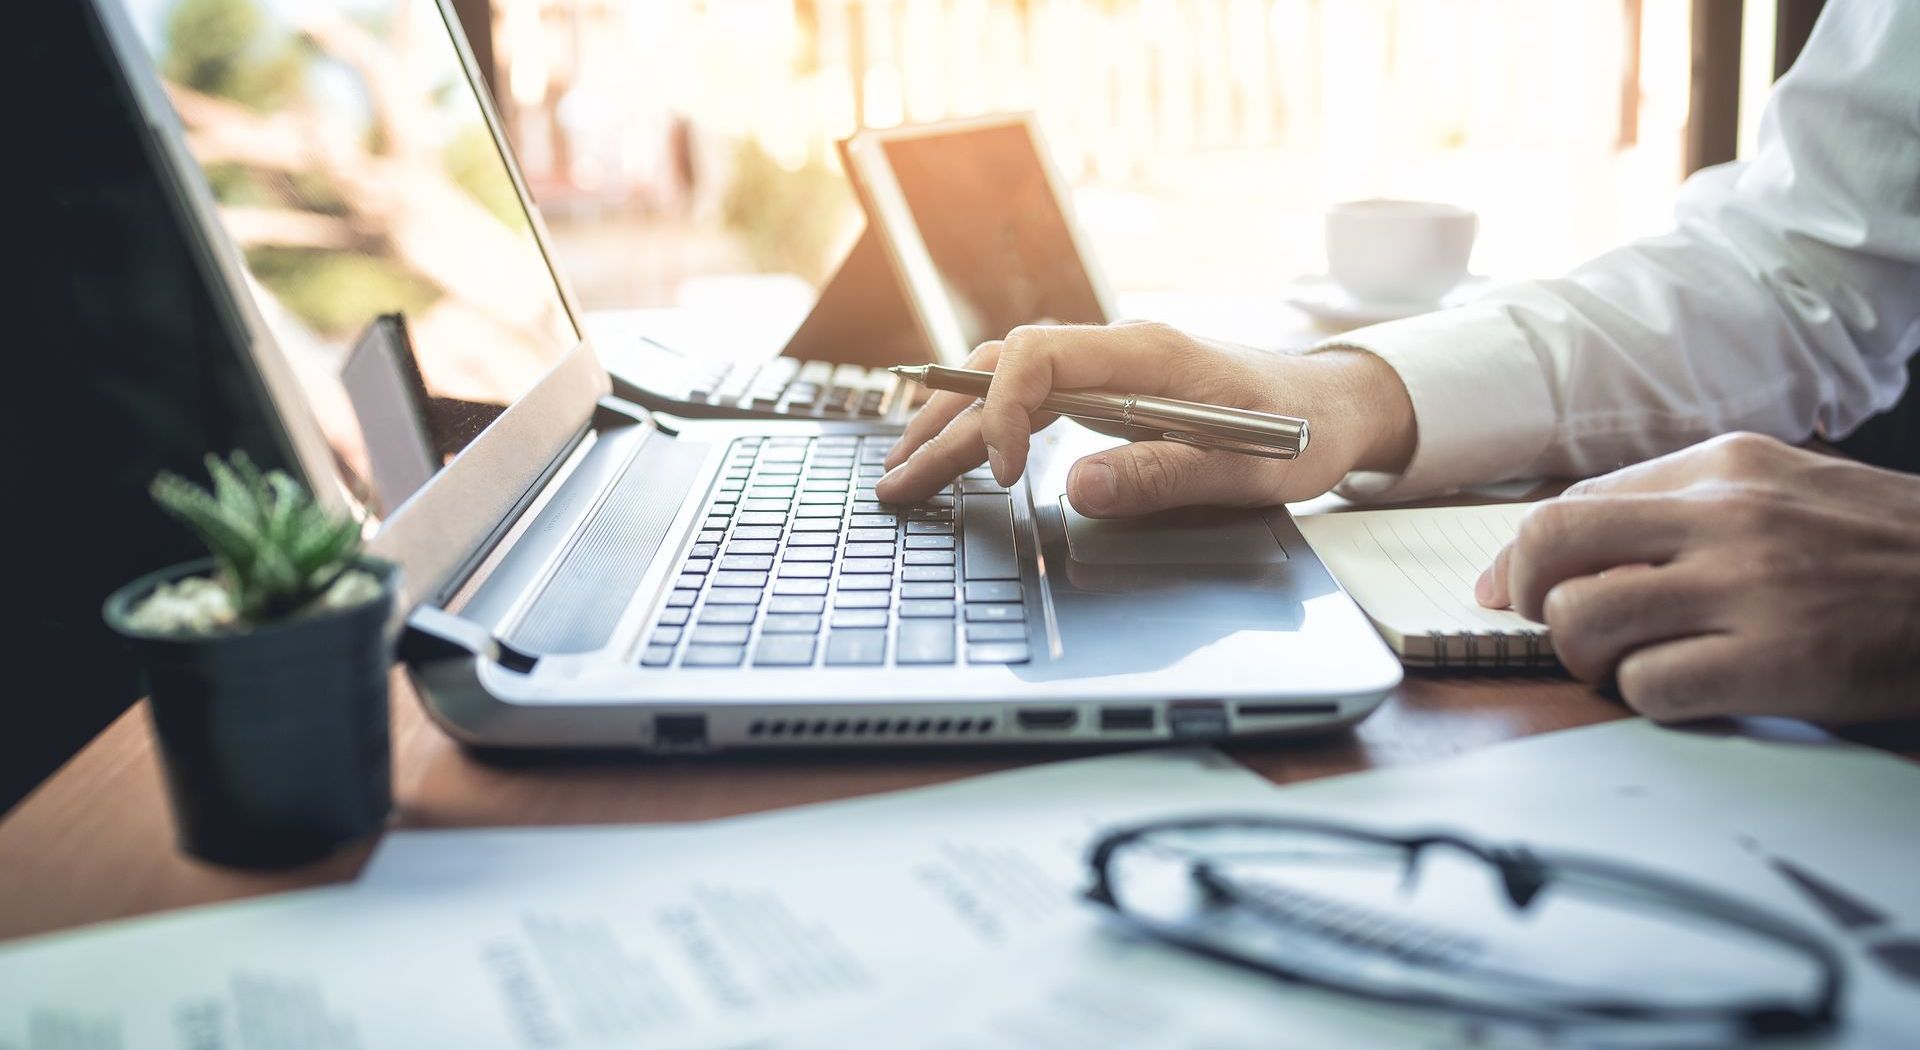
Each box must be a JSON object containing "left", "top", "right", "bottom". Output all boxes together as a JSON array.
[{"left": 103, "top": 557, "right": 399, "bottom": 868}]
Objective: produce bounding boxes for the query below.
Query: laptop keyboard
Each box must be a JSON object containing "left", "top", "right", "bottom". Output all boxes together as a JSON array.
[
  {"left": 685, "top": 359, "right": 899, "bottom": 418},
  {"left": 638, "top": 436, "right": 1032, "bottom": 669}
]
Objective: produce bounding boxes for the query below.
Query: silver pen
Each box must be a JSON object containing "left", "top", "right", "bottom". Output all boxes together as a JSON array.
[{"left": 888, "top": 364, "right": 1309, "bottom": 460}]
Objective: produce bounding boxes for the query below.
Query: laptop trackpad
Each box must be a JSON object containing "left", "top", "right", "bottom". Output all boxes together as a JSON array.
[{"left": 1058, "top": 498, "right": 1288, "bottom": 565}]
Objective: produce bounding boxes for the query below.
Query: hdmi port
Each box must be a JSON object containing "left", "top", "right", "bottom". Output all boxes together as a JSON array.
[{"left": 1016, "top": 708, "right": 1078, "bottom": 731}]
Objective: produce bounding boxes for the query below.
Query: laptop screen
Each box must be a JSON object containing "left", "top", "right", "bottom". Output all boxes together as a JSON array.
[
  {"left": 879, "top": 122, "right": 1108, "bottom": 352},
  {"left": 119, "top": 0, "right": 576, "bottom": 517}
]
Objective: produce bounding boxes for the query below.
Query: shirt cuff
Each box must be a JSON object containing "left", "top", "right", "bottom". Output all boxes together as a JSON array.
[{"left": 1307, "top": 304, "right": 1558, "bottom": 501}]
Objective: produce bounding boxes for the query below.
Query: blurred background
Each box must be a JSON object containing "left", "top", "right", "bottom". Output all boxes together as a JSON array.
[{"left": 473, "top": 0, "right": 1782, "bottom": 310}]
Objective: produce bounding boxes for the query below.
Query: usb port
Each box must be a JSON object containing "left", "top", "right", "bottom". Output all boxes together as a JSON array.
[
  {"left": 1099, "top": 706, "right": 1155, "bottom": 732},
  {"left": 1167, "top": 701, "right": 1229, "bottom": 740},
  {"left": 653, "top": 714, "right": 709, "bottom": 751},
  {"left": 1016, "top": 708, "right": 1078, "bottom": 731}
]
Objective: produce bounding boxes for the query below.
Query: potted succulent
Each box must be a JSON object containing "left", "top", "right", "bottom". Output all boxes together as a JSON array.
[{"left": 103, "top": 452, "right": 399, "bottom": 868}]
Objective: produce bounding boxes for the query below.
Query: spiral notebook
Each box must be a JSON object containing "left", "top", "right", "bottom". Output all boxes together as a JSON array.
[{"left": 1297, "top": 502, "right": 1557, "bottom": 669}]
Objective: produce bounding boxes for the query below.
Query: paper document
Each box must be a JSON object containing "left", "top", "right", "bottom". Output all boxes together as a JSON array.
[
  {"left": 0, "top": 749, "right": 1279, "bottom": 1050},
  {"left": 800, "top": 719, "right": 1920, "bottom": 1049}
]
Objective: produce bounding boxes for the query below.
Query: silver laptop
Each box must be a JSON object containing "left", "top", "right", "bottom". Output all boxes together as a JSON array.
[{"left": 91, "top": 0, "right": 1401, "bottom": 751}]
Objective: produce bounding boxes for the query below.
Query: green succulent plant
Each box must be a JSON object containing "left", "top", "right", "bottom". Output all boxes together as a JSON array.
[{"left": 150, "top": 452, "right": 365, "bottom": 624}]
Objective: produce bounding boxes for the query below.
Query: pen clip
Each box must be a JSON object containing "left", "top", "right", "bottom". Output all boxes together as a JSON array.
[{"left": 1161, "top": 431, "right": 1301, "bottom": 460}]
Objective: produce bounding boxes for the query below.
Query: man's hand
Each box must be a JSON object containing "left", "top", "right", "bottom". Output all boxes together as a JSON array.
[
  {"left": 1477, "top": 433, "right": 1920, "bottom": 724},
  {"left": 874, "top": 321, "right": 1417, "bottom": 514}
]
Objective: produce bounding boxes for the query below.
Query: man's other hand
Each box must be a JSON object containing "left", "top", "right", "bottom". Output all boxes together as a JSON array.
[
  {"left": 1477, "top": 433, "right": 1920, "bottom": 724},
  {"left": 874, "top": 322, "right": 1417, "bottom": 515}
]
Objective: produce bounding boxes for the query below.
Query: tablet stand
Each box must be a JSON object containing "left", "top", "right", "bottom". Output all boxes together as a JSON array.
[{"left": 780, "top": 224, "right": 936, "bottom": 368}]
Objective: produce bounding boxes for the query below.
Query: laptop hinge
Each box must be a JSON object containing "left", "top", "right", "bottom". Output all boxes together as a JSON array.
[
  {"left": 401, "top": 605, "right": 538, "bottom": 673},
  {"left": 594, "top": 394, "right": 656, "bottom": 434}
]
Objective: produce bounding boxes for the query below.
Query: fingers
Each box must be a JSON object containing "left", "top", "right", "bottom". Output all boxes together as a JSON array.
[
  {"left": 885, "top": 342, "right": 1002, "bottom": 470},
  {"left": 1475, "top": 544, "right": 1514, "bottom": 608},
  {"left": 1614, "top": 634, "right": 1754, "bottom": 722},
  {"left": 1561, "top": 431, "right": 1790, "bottom": 498},
  {"left": 1500, "top": 496, "right": 1706, "bottom": 621},
  {"left": 1066, "top": 441, "right": 1266, "bottom": 518},
  {"left": 873, "top": 400, "right": 993, "bottom": 504},
  {"left": 978, "top": 323, "right": 1190, "bottom": 487},
  {"left": 1540, "top": 564, "right": 1726, "bottom": 684}
]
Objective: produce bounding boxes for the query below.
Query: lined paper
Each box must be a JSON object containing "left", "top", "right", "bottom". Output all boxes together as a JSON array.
[{"left": 1297, "top": 503, "right": 1549, "bottom": 660}]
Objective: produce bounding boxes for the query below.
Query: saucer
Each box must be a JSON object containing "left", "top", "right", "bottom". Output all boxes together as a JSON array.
[{"left": 1282, "top": 274, "right": 1492, "bottom": 329}]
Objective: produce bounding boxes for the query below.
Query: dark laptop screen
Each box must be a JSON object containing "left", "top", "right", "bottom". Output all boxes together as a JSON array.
[
  {"left": 120, "top": 0, "right": 576, "bottom": 516},
  {"left": 880, "top": 122, "right": 1107, "bottom": 351}
]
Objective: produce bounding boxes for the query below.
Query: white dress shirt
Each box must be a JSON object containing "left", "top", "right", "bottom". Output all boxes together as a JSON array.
[{"left": 1318, "top": 0, "right": 1920, "bottom": 500}]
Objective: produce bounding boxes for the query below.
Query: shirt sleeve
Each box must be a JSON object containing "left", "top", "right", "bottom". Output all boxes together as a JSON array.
[{"left": 1312, "top": 0, "right": 1920, "bottom": 502}]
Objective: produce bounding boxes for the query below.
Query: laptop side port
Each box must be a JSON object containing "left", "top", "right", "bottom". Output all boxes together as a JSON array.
[
  {"left": 653, "top": 714, "right": 709, "bottom": 752},
  {"left": 1099, "top": 706, "right": 1156, "bottom": 732},
  {"left": 1167, "top": 701, "right": 1229, "bottom": 740},
  {"left": 1016, "top": 708, "right": 1079, "bottom": 731}
]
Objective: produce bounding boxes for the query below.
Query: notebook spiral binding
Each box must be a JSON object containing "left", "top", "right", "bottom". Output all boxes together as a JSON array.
[{"left": 1424, "top": 629, "right": 1555, "bottom": 670}]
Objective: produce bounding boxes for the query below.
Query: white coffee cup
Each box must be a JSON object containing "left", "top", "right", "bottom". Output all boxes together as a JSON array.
[{"left": 1324, "top": 199, "right": 1477, "bottom": 305}]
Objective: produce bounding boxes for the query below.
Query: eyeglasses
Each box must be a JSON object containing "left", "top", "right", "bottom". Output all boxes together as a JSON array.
[{"left": 1085, "top": 815, "right": 1845, "bottom": 1043}]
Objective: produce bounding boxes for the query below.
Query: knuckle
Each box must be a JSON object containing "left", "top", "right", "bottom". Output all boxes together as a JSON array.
[
  {"left": 1541, "top": 585, "right": 1602, "bottom": 680},
  {"left": 1707, "top": 431, "right": 1783, "bottom": 475},
  {"left": 965, "top": 341, "right": 1003, "bottom": 367},
  {"left": 1516, "top": 499, "right": 1572, "bottom": 552}
]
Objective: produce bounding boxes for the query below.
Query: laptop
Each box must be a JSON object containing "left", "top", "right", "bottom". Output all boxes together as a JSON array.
[{"left": 89, "top": 0, "right": 1402, "bottom": 751}]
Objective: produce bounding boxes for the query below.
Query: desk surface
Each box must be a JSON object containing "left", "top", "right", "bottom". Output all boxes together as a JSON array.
[{"left": 0, "top": 671, "right": 1626, "bottom": 943}]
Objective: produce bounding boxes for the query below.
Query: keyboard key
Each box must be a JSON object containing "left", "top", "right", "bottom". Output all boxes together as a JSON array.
[
  {"left": 762, "top": 614, "right": 821, "bottom": 634},
  {"left": 903, "top": 565, "right": 955, "bottom": 583},
  {"left": 689, "top": 543, "right": 719, "bottom": 559},
  {"left": 832, "top": 610, "right": 889, "bottom": 629},
  {"left": 775, "top": 579, "right": 829, "bottom": 596},
  {"left": 727, "top": 540, "right": 777, "bottom": 556},
  {"left": 779, "top": 562, "right": 830, "bottom": 579},
  {"left": 682, "top": 645, "right": 745, "bottom": 667},
  {"left": 906, "top": 521, "right": 954, "bottom": 535},
  {"left": 665, "top": 589, "right": 699, "bottom": 607},
  {"left": 739, "top": 512, "right": 787, "bottom": 526},
  {"left": 783, "top": 547, "right": 835, "bottom": 562},
  {"left": 719, "top": 554, "right": 774, "bottom": 571},
  {"left": 733, "top": 525, "right": 782, "bottom": 540},
  {"left": 674, "top": 573, "right": 707, "bottom": 591},
  {"left": 791, "top": 519, "right": 842, "bottom": 532},
  {"left": 640, "top": 645, "right": 674, "bottom": 667},
  {"left": 698, "top": 605, "right": 758, "bottom": 624},
  {"left": 960, "top": 479, "right": 1006, "bottom": 494},
  {"left": 747, "top": 486, "right": 796, "bottom": 499},
  {"left": 787, "top": 532, "right": 839, "bottom": 546},
  {"left": 651, "top": 626, "right": 683, "bottom": 646},
  {"left": 825, "top": 629, "right": 887, "bottom": 666},
  {"left": 848, "top": 528, "right": 895, "bottom": 543},
  {"left": 901, "top": 582, "right": 954, "bottom": 599},
  {"left": 712, "top": 570, "right": 768, "bottom": 588},
  {"left": 690, "top": 624, "right": 750, "bottom": 645},
  {"left": 769, "top": 595, "right": 826, "bottom": 614},
  {"left": 753, "top": 634, "right": 817, "bottom": 667},
  {"left": 703, "top": 516, "right": 731, "bottom": 531},
  {"left": 838, "top": 575, "right": 892, "bottom": 591},
  {"left": 908, "top": 507, "right": 953, "bottom": 521},
  {"left": 851, "top": 501, "right": 885, "bottom": 514},
  {"left": 706, "top": 588, "right": 764, "bottom": 605},
  {"left": 799, "top": 492, "right": 845, "bottom": 504},
  {"left": 697, "top": 529, "right": 726, "bottom": 544},
  {"left": 796, "top": 504, "right": 844, "bottom": 518},
  {"left": 845, "top": 542, "right": 895, "bottom": 559},
  {"left": 835, "top": 591, "right": 891, "bottom": 609},
  {"left": 742, "top": 499, "right": 790, "bottom": 513},
  {"left": 965, "top": 603, "right": 1024, "bottom": 622},
  {"left": 967, "top": 622, "right": 1026, "bottom": 642},
  {"left": 840, "top": 558, "right": 894, "bottom": 574},
  {"left": 964, "top": 581, "right": 1023, "bottom": 603},
  {"left": 960, "top": 494, "right": 1019, "bottom": 579},
  {"left": 967, "top": 643, "right": 1031, "bottom": 664},
  {"left": 895, "top": 620, "right": 956, "bottom": 664},
  {"left": 907, "top": 535, "right": 956, "bottom": 550},
  {"left": 657, "top": 607, "right": 690, "bottom": 627},
  {"left": 899, "top": 600, "right": 956, "bottom": 618},
  {"left": 904, "top": 550, "right": 955, "bottom": 566},
  {"left": 805, "top": 480, "right": 851, "bottom": 492},
  {"left": 851, "top": 515, "right": 899, "bottom": 529}
]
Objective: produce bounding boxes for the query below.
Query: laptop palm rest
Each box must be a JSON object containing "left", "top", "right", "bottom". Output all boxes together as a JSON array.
[{"left": 1057, "top": 499, "right": 1288, "bottom": 565}]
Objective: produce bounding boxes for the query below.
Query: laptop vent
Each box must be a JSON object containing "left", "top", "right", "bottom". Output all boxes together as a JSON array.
[
  {"left": 747, "top": 717, "right": 998, "bottom": 740},
  {"left": 508, "top": 437, "right": 706, "bottom": 656}
]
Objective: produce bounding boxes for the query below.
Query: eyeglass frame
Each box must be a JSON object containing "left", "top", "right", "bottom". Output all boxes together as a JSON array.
[{"left": 1083, "top": 813, "right": 1846, "bottom": 1041}]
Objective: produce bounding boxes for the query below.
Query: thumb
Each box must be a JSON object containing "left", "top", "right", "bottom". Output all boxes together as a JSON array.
[{"left": 1066, "top": 442, "right": 1248, "bottom": 518}]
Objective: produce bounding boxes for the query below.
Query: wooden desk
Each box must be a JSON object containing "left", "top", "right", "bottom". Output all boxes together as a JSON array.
[{"left": 0, "top": 671, "right": 1625, "bottom": 943}]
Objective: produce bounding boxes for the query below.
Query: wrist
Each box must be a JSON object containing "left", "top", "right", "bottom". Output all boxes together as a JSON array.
[{"left": 1311, "top": 348, "right": 1416, "bottom": 475}]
